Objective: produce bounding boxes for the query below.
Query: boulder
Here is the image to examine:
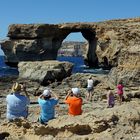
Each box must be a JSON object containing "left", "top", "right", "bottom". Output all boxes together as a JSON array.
[{"left": 18, "top": 61, "right": 73, "bottom": 85}]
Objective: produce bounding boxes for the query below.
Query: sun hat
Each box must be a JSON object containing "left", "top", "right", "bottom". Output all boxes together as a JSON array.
[
  {"left": 12, "top": 82, "right": 22, "bottom": 92},
  {"left": 71, "top": 88, "right": 80, "bottom": 95},
  {"left": 42, "top": 89, "right": 51, "bottom": 97}
]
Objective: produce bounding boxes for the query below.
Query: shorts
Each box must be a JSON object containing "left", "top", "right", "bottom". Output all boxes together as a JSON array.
[{"left": 87, "top": 87, "right": 93, "bottom": 92}]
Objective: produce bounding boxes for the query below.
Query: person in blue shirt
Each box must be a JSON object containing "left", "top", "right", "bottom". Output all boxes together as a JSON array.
[
  {"left": 6, "top": 82, "right": 30, "bottom": 121},
  {"left": 38, "top": 88, "right": 59, "bottom": 124}
]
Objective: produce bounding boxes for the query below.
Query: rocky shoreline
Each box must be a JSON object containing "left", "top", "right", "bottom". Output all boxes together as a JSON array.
[
  {"left": 0, "top": 72, "right": 140, "bottom": 140},
  {"left": 0, "top": 17, "right": 140, "bottom": 140}
]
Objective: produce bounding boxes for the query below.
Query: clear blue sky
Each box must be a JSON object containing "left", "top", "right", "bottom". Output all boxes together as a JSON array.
[{"left": 0, "top": 0, "right": 140, "bottom": 55}]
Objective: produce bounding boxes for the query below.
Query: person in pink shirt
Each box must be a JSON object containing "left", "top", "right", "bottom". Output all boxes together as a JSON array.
[{"left": 117, "top": 81, "right": 124, "bottom": 105}]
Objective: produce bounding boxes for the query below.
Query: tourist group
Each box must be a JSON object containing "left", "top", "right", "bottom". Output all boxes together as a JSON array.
[{"left": 6, "top": 77, "right": 124, "bottom": 124}]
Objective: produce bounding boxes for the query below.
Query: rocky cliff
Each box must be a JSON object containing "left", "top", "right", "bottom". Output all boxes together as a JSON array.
[
  {"left": 1, "top": 18, "right": 139, "bottom": 67},
  {"left": 58, "top": 41, "right": 86, "bottom": 56},
  {"left": 0, "top": 17, "right": 140, "bottom": 86},
  {"left": 109, "top": 45, "right": 140, "bottom": 87}
]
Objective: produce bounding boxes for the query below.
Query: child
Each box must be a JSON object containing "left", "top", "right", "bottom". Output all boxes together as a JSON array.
[
  {"left": 107, "top": 90, "right": 115, "bottom": 108},
  {"left": 117, "top": 81, "right": 124, "bottom": 105}
]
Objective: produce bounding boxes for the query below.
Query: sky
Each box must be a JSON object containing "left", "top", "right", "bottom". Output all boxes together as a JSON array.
[{"left": 0, "top": 0, "right": 140, "bottom": 55}]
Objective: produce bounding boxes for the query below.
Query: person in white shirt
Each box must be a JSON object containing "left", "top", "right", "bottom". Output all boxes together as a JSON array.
[
  {"left": 6, "top": 82, "right": 30, "bottom": 121},
  {"left": 86, "top": 76, "right": 94, "bottom": 101}
]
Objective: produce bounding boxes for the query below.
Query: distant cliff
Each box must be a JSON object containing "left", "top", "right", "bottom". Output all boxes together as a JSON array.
[{"left": 58, "top": 41, "right": 87, "bottom": 56}]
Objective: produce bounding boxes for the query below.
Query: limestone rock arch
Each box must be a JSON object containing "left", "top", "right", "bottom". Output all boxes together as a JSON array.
[
  {"left": 57, "top": 29, "right": 98, "bottom": 67},
  {"left": 0, "top": 23, "right": 99, "bottom": 67},
  {"left": 1, "top": 18, "right": 140, "bottom": 71}
]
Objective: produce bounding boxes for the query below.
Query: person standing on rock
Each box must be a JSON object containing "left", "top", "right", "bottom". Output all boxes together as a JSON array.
[
  {"left": 64, "top": 88, "right": 83, "bottom": 116},
  {"left": 107, "top": 90, "right": 115, "bottom": 108},
  {"left": 86, "top": 76, "right": 94, "bottom": 101},
  {"left": 117, "top": 81, "right": 124, "bottom": 105},
  {"left": 38, "top": 89, "right": 59, "bottom": 124},
  {"left": 6, "top": 82, "right": 30, "bottom": 121}
]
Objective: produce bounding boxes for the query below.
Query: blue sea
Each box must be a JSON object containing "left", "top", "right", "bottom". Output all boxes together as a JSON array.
[
  {"left": 0, "top": 56, "right": 19, "bottom": 77},
  {"left": 57, "top": 56, "right": 109, "bottom": 74},
  {"left": 0, "top": 55, "right": 109, "bottom": 77}
]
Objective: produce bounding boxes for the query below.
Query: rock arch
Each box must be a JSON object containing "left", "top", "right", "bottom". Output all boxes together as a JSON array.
[
  {"left": 0, "top": 23, "right": 99, "bottom": 67},
  {"left": 0, "top": 18, "right": 140, "bottom": 71},
  {"left": 57, "top": 29, "right": 98, "bottom": 67}
]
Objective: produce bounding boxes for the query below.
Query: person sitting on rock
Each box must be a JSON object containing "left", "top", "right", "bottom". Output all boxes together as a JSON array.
[
  {"left": 64, "top": 88, "right": 83, "bottom": 116},
  {"left": 38, "top": 89, "right": 59, "bottom": 124},
  {"left": 107, "top": 90, "right": 115, "bottom": 108},
  {"left": 6, "top": 82, "right": 30, "bottom": 121},
  {"left": 117, "top": 81, "right": 124, "bottom": 105}
]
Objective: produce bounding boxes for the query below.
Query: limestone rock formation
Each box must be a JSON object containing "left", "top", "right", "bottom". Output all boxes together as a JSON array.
[
  {"left": 18, "top": 61, "right": 73, "bottom": 85},
  {"left": 1, "top": 101, "right": 140, "bottom": 140},
  {"left": 0, "top": 17, "right": 140, "bottom": 87},
  {"left": 109, "top": 45, "right": 140, "bottom": 87},
  {"left": 1, "top": 17, "right": 139, "bottom": 68}
]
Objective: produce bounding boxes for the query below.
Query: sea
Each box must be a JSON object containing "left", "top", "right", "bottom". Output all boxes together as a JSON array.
[
  {"left": 0, "top": 56, "right": 19, "bottom": 77},
  {"left": 0, "top": 55, "right": 109, "bottom": 77}
]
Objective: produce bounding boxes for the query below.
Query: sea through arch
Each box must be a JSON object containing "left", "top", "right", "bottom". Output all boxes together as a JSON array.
[
  {"left": 57, "top": 32, "right": 87, "bottom": 73},
  {"left": 56, "top": 30, "right": 110, "bottom": 74}
]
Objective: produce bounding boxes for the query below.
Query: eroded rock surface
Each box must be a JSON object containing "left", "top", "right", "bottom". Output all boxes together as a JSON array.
[
  {"left": 18, "top": 61, "right": 73, "bottom": 85},
  {"left": 0, "top": 72, "right": 140, "bottom": 140},
  {"left": 109, "top": 45, "right": 140, "bottom": 87},
  {"left": 1, "top": 18, "right": 140, "bottom": 69},
  {"left": 0, "top": 101, "right": 140, "bottom": 140}
]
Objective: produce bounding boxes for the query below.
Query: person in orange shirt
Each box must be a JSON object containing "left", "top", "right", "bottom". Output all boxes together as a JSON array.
[{"left": 64, "top": 88, "right": 83, "bottom": 116}]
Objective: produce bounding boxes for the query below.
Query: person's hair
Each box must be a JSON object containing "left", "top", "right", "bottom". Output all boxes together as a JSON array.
[
  {"left": 89, "top": 76, "right": 92, "bottom": 79},
  {"left": 44, "top": 95, "right": 51, "bottom": 100},
  {"left": 72, "top": 93, "right": 81, "bottom": 98},
  {"left": 109, "top": 91, "right": 114, "bottom": 95},
  {"left": 118, "top": 80, "right": 123, "bottom": 85}
]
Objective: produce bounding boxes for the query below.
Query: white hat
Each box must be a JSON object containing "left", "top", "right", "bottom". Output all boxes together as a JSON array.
[
  {"left": 42, "top": 89, "right": 51, "bottom": 97},
  {"left": 72, "top": 88, "right": 80, "bottom": 95}
]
